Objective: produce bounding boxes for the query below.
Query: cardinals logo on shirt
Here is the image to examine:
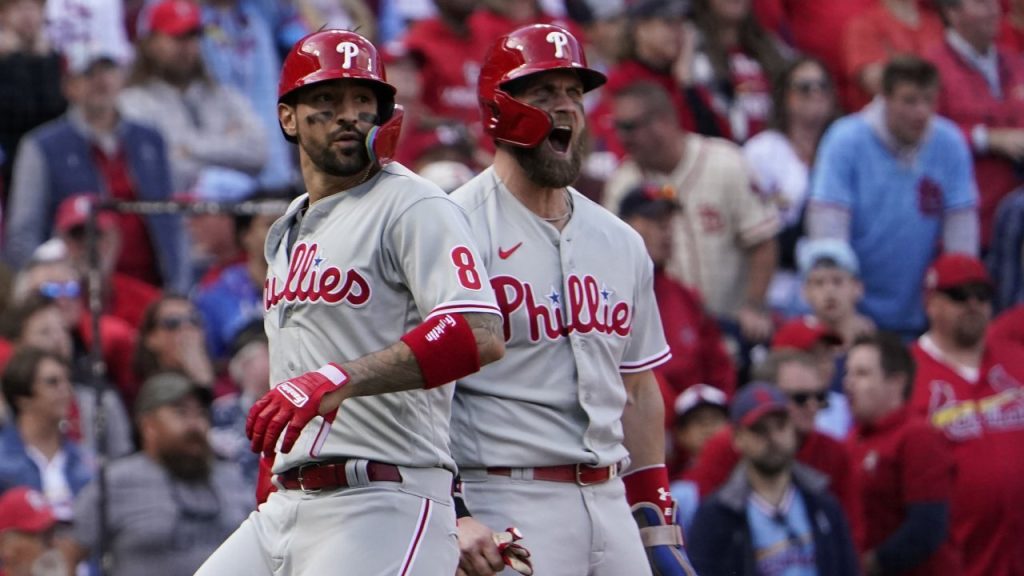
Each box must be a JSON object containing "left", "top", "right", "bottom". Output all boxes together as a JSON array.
[
  {"left": 490, "top": 274, "right": 632, "bottom": 342},
  {"left": 264, "top": 242, "right": 371, "bottom": 311}
]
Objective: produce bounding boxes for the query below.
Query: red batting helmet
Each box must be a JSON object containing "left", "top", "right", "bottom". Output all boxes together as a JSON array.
[
  {"left": 478, "top": 24, "right": 606, "bottom": 148},
  {"left": 278, "top": 29, "right": 403, "bottom": 165}
]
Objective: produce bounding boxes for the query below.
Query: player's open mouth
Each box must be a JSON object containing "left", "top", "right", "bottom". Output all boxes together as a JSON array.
[{"left": 548, "top": 126, "right": 573, "bottom": 154}]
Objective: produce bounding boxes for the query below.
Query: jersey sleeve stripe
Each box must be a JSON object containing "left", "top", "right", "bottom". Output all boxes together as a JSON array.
[
  {"left": 619, "top": 347, "right": 672, "bottom": 373},
  {"left": 425, "top": 301, "right": 503, "bottom": 320}
]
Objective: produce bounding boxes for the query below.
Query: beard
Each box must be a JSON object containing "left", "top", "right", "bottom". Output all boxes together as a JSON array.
[
  {"left": 157, "top": 431, "right": 213, "bottom": 482},
  {"left": 300, "top": 122, "right": 371, "bottom": 178},
  {"left": 952, "top": 312, "right": 988, "bottom": 348},
  {"left": 510, "top": 128, "right": 586, "bottom": 188},
  {"left": 749, "top": 453, "right": 791, "bottom": 478}
]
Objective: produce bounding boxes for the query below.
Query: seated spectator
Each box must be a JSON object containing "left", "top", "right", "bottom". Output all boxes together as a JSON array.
[
  {"left": 4, "top": 43, "right": 187, "bottom": 291},
  {"left": 688, "top": 382, "right": 859, "bottom": 576},
  {"left": 606, "top": 81, "right": 780, "bottom": 349},
  {"left": 0, "top": 347, "right": 92, "bottom": 521},
  {"left": 618, "top": 185, "right": 736, "bottom": 405},
  {"left": 0, "top": 487, "right": 68, "bottom": 576},
  {"left": 668, "top": 384, "right": 729, "bottom": 530},
  {"left": 807, "top": 56, "right": 979, "bottom": 338},
  {"left": 842, "top": 0, "right": 944, "bottom": 109},
  {"left": 989, "top": 186, "right": 1024, "bottom": 310},
  {"left": 0, "top": 0, "right": 65, "bottom": 197},
  {"left": 72, "top": 372, "right": 251, "bottom": 576},
  {"left": 744, "top": 57, "right": 838, "bottom": 314},
  {"left": 133, "top": 295, "right": 215, "bottom": 391},
  {"left": 845, "top": 332, "right": 959, "bottom": 576},
  {"left": 930, "top": 0, "right": 1024, "bottom": 252},
  {"left": 688, "top": 350, "right": 861, "bottom": 542},
  {"left": 120, "top": 0, "right": 267, "bottom": 192},
  {"left": 53, "top": 194, "right": 159, "bottom": 330},
  {"left": 910, "top": 253, "right": 1024, "bottom": 576},
  {"left": 180, "top": 167, "right": 257, "bottom": 287},
  {"left": 689, "top": 0, "right": 788, "bottom": 143},
  {"left": 2, "top": 295, "right": 134, "bottom": 458},
  {"left": 193, "top": 192, "right": 283, "bottom": 362}
]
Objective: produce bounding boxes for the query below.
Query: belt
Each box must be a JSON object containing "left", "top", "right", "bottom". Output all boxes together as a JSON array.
[
  {"left": 278, "top": 460, "right": 402, "bottom": 492},
  {"left": 487, "top": 464, "right": 618, "bottom": 486}
]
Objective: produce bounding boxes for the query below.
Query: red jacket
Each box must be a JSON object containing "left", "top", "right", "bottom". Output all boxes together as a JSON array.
[{"left": 928, "top": 40, "right": 1024, "bottom": 248}]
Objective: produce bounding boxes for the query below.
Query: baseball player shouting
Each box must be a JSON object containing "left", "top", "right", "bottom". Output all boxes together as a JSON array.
[
  {"left": 449, "top": 24, "right": 698, "bottom": 576},
  {"left": 195, "top": 29, "right": 505, "bottom": 576}
]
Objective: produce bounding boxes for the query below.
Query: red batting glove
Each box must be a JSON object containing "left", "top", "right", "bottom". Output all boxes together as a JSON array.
[
  {"left": 245, "top": 363, "right": 350, "bottom": 455},
  {"left": 492, "top": 527, "right": 533, "bottom": 576}
]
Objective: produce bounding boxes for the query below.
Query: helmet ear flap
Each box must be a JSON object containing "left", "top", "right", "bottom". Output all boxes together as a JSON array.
[
  {"left": 488, "top": 90, "right": 553, "bottom": 148},
  {"left": 366, "top": 105, "right": 404, "bottom": 166}
]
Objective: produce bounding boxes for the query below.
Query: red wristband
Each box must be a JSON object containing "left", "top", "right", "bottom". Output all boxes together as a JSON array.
[
  {"left": 623, "top": 465, "right": 675, "bottom": 524},
  {"left": 401, "top": 313, "right": 480, "bottom": 389}
]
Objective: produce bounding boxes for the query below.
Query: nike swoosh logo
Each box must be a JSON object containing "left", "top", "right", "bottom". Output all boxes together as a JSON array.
[{"left": 498, "top": 242, "right": 523, "bottom": 260}]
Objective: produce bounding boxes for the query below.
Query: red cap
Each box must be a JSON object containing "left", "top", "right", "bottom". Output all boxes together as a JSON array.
[
  {"left": 0, "top": 487, "right": 56, "bottom": 534},
  {"left": 54, "top": 194, "right": 117, "bottom": 234},
  {"left": 925, "top": 253, "right": 993, "bottom": 292},
  {"left": 140, "top": 0, "right": 202, "bottom": 37},
  {"left": 771, "top": 319, "right": 842, "bottom": 352}
]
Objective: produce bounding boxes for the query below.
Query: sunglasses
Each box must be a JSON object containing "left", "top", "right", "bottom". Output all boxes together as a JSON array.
[
  {"left": 614, "top": 116, "right": 654, "bottom": 134},
  {"left": 39, "top": 281, "right": 81, "bottom": 299},
  {"left": 788, "top": 391, "right": 829, "bottom": 408},
  {"left": 790, "top": 79, "right": 830, "bottom": 95},
  {"left": 940, "top": 285, "right": 993, "bottom": 304},
  {"left": 157, "top": 314, "right": 203, "bottom": 331}
]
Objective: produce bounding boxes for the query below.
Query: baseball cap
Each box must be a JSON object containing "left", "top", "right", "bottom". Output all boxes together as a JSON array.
[
  {"left": 628, "top": 0, "right": 690, "bottom": 20},
  {"left": 54, "top": 193, "right": 117, "bottom": 234},
  {"left": 618, "top": 184, "right": 679, "bottom": 220},
  {"left": 62, "top": 42, "right": 121, "bottom": 76},
  {"left": 138, "top": 0, "right": 202, "bottom": 37},
  {"left": 0, "top": 487, "right": 56, "bottom": 534},
  {"left": 180, "top": 167, "right": 257, "bottom": 204},
  {"left": 771, "top": 319, "right": 842, "bottom": 352},
  {"left": 674, "top": 384, "right": 728, "bottom": 421},
  {"left": 924, "top": 253, "right": 993, "bottom": 292},
  {"left": 569, "top": 0, "right": 626, "bottom": 23},
  {"left": 729, "top": 382, "right": 789, "bottom": 428},
  {"left": 797, "top": 238, "right": 859, "bottom": 278},
  {"left": 134, "top": 372, "right": 212, "bottom": 416}
]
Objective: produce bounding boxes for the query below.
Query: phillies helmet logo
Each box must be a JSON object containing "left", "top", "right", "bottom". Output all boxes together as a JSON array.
[
  {"left": 546, "top": 31, "right": 570, "bottom": 59},
  {"left": 336, "top": 42, "right": 361, "bottom": 69}
]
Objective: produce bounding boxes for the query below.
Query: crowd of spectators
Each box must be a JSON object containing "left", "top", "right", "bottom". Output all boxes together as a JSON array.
[{"left": 0, "top": 0, "right": 1022, "bottom": 574}]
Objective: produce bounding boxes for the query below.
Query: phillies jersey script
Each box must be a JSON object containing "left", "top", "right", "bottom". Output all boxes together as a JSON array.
[
  {"left": 449, "top": 167, "right": 671, "bottom": 468},
  {"left": 263, "top": 163, "right": 500, "bottom": 474}
]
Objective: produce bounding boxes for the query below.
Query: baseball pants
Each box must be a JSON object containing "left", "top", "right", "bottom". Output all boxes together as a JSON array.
[
  {"left": 194, "top": 464, "right": 458, "bottom": 576},
  {"left": 459, "top": 470, "right": 652, "bottom": 576}
]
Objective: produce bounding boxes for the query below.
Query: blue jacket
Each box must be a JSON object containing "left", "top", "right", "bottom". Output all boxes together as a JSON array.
[
  {"left": 689, "top": 463, "right": 860, "bottom": 576},
  {"left": 0, "top": 425, "right": 92, "bottom": 496}
]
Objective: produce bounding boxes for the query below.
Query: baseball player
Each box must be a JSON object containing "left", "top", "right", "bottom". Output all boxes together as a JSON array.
[
  {"left": 449, "top": 24, "right": 698, "bottom": 576},
  {"left": 194, "top": 29, "right": 506, "bottom": 576}
]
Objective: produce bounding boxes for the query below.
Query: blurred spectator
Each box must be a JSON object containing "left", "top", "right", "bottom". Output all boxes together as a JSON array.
[
  {"left": 4, "top": 44, "right": 188, "bottom": 292},
  {"left": 2, "top": 295, "right": 134, "bottom": 459},
  {"left": 794, "top": 239, "right": 876, "bottom": 346},
  {"left": 416, "top": 159, "right": 475, "bottom": 193},
  {"left": 688, "top": 350, "right": 861, "bottom": 542},
  {"left": 568, "top": 0, "right": 626, "bottom": 76},
  {"left": 807, "top": 56, "right": 979, "bottom": 338},
  {"left": 618, "top": 185, "right": 736, "bottom": 406},
  {"left": 987, "top": 301, "right": 1024, "bottom": 343},
  {"left": 470, "top": 0, "right": 577, "bottom": 40},
  {"left": 845, "top": 332, "right": 959, "bottom": 576},
  {"left": 988, "top": 185, "right": 1024, "bottom": 310},
  {"left": 193, "top": 192, "right": 283, "bottom": 362},
  {"left": 592, "top": 1, "right": 726, "bottom": 159},
  {"left": 201, "top": 0, "right": 294, "bottom": 189},
  {"left": 72, "top": 372, "right": 251, "bottom": 576},
  {"left": 771, "top": 321, "right": 852, "bottom": 440},
  {"left": 668, "top": 384, "right": 729, "bottom": 530},
  {"left": 910, "top": 253, "right": 1024, "bottom": 576},
  {"left": 998, "top": 0, "right": 1024, "bottom": 50},
  {"left": 688, "top": 382, "right": 859, "bottom": 576},
  {"left": 689, "top": 0, "right": 788, "bottom": 143},
  {"left": 45, "top": 0, "right": 132, "bottom": 65},
  {"left": 120, "top": 0, "right": 267, "bottom": 192},
  {"left": 0, "top": 487, "right": 68, "bottom": 576},
  {"left": 180, "top": 167, "right": 256, "bottom": 287},
  {"left": 0, "top": 347, "right": 92, "bottom": 521},
  {"left": 0, "top": 0, "right": 65, "bottom": 198},
  {"left": 53, "top": 194, "right": 159, "bottom": 330},
  {"left": 842, "top": 0, "right": 944, "bottom": 110},
  {"left": 288, "top": 0, "right": 375, "bottom": 37},
  {"left": 606, "top": 81, "right": 780, "bottom": 347},
  {"left": 11, "top": 257, "right": 137, "bottom": 408},
  {"left": 133, "top": 295, "right": 215, "bottom": 390},
  {"left": 744, "top": 57, "right": 838, "bottom": 314},
  {"left": 209, "top": 323, "right": 268, "bottom": 494},
  {"left": 930, "top": 0, "right": 1024, "bottom": 252}
]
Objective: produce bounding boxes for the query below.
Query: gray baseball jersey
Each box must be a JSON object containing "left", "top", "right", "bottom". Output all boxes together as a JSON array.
[
  {"left": 263, "top": 162, "right": 501, "bottom": 474},
  {"left": 449, "top": 167, "right": 671, "bottom": 468}
]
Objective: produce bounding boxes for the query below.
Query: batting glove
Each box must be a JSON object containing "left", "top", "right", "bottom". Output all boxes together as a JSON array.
[
  {"left": 492, "top": 527, "right": 533, "bottom": 576},
  {"left": 632, "top": 500, "right": 699, "bottom": 576},
  {"left": 246, "top": 363, "right": 350, "bottom": 455}
]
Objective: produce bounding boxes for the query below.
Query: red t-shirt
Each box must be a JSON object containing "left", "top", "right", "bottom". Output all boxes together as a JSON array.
[
  {"left": 847, "top": 405, "right": 960, "bottom": 575},
  {"left": 403, "top": 18, "right": 489, "bottom": 127},
  {"left": 910, "top": 336, "right": 1024, "bottom": 576},
  {"left": 987, "top": 305, "right": 1024, "bottom": 347}
]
